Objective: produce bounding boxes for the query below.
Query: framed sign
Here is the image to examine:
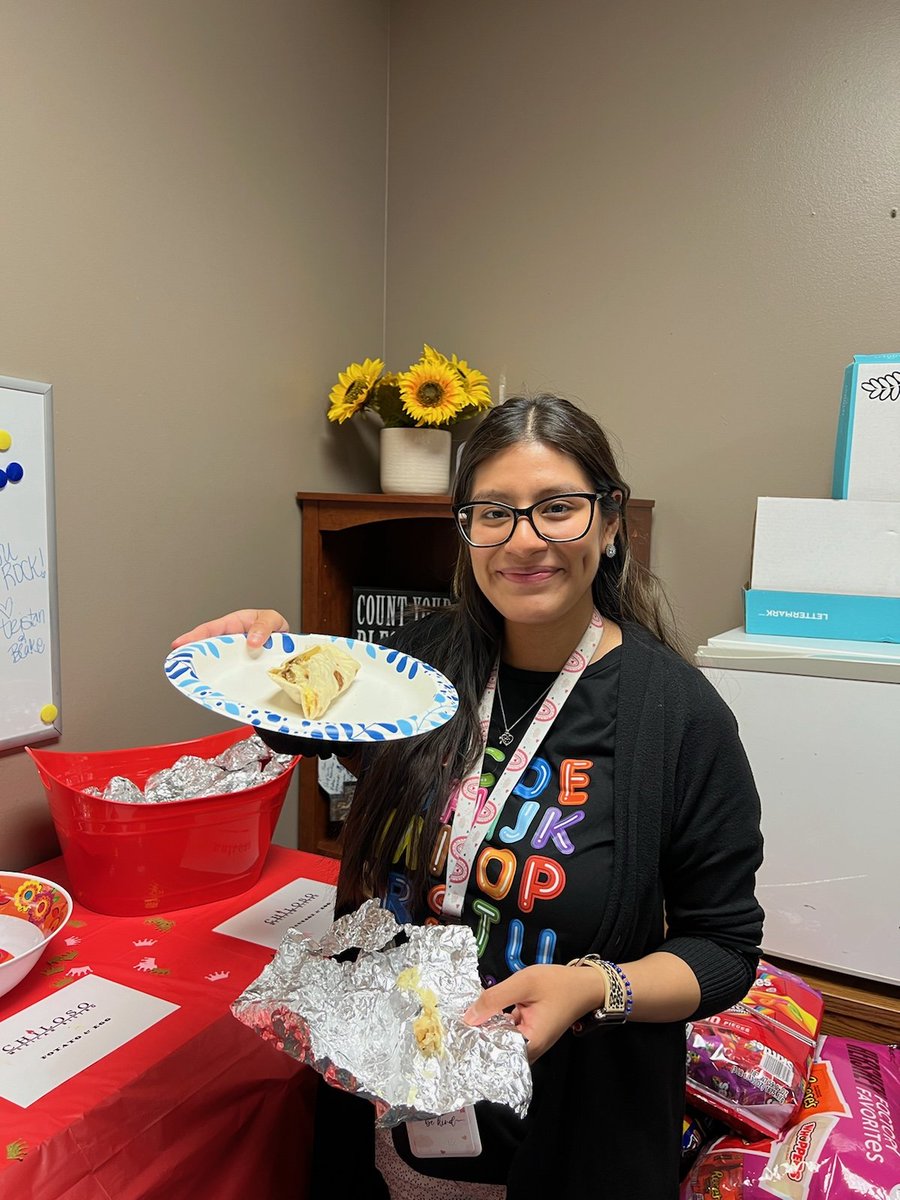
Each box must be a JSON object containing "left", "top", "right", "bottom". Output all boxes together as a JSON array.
[
  {"left": 351, "top": 585, "right": 451, "bottom": 643},
  {"left": 0, "top": 376, "right": 61, "bottom": 750}
]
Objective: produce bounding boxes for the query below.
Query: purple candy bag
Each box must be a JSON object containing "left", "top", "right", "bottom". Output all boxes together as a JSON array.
[{"left": 681, "top": 1035, "right": 900, "bottom": 1200}]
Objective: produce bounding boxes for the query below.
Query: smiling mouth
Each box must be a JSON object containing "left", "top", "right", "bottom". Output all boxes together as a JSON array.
[{"left": 499, "top": 568, "right": 559, "bottom": 583}]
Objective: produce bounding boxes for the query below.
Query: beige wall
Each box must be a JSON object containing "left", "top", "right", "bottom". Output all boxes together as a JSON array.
[
  {"left": 385, "top": 0, "right": 900, "bottom": 649},
  {"left": 0, "top": 0, "right": 389, "bottom": 865},
  {"left": 4, "top": 0, "right": 899, "bottom": 868}
]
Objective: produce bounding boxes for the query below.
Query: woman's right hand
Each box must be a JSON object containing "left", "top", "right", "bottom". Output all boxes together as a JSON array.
[{"left": 171, "top": 608, "right": 289, "bottom": 650}]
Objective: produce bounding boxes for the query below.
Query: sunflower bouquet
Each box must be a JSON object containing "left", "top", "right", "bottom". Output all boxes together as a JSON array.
[{"left": 327, "top": 345, "right": 492, "bottom": 429}]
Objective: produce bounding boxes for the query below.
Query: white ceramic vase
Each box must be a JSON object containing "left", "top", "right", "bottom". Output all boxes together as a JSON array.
[{"left": 379, "top": 426, "right": 452, "bottom": 495}]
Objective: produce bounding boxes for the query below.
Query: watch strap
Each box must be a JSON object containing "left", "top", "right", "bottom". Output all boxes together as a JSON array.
[{"left": 568, "top": 954, "right": 633, "bottom": 1034}]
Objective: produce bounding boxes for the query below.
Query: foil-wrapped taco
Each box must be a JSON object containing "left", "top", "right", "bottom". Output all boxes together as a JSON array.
[{"left": 232, "top": 899, "right": 532, "bottom": 1127}]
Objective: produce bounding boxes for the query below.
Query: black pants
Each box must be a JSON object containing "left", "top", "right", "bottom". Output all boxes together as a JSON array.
[
  {"left": 308, "top": 1079, "right": 388, "bottom": 1199},
  {"left": 308, "top": 1078, "right": 519, "bottom": 1195}
]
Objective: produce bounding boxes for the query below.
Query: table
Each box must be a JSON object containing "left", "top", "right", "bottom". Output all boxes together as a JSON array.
[{"left": 0, "top": 847, "right": 339, "bottom": 1200}]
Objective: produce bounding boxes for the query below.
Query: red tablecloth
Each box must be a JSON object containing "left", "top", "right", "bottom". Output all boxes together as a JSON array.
[{"left": 0, "top": 846, "right": 339, "bottom": 1200}]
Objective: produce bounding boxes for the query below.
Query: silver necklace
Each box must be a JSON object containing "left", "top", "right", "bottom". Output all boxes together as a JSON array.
[{"left": 495, "top": 678, "right": 554, "bottom": 747}]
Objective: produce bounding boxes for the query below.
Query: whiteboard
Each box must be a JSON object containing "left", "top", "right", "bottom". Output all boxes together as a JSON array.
[{"left": 0, "top": 377, "right": 61, "bottom": 750}]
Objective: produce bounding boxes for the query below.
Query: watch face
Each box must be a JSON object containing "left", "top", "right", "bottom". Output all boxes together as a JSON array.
[{"left": 573, "top": 1006, "right": 628, "bottom": 1034}]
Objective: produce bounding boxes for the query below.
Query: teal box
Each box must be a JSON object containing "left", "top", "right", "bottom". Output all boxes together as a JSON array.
[
  {"left": 832, "top": 352, "right": 900, "bottom": 500},
  {"left": 744, "top": 589, "right": 900, "bottom": 644}
]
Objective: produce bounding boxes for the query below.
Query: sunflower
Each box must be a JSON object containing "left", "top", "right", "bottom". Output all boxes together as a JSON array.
[
  {"left": 421, "top": 343, "right": 449, "bottom": 366},
  {"left": 327, "top": 357, "right": 384, "bottom": 424},
  {"left": 326, "top": 346, "right": 492, "bottom": 428},
  {"left": 398, "top": 358, "right": 467, "bottom": 426},
  {"left": 450, "top": 354, "right": 492, "bottom": 411}
]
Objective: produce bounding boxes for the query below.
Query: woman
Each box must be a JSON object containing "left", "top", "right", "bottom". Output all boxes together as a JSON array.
[{"left": 175, "top": 395, "right": 764, "bottom": 1199}]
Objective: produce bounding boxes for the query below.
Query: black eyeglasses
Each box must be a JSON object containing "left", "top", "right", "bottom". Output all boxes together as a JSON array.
[{"left": 453, "top": 492, "right": 609, "bottom": 548}]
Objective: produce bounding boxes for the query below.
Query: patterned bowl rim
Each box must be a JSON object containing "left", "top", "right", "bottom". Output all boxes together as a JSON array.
[{"left": 0, "top": 872, "right": 73, "bottom": 955}]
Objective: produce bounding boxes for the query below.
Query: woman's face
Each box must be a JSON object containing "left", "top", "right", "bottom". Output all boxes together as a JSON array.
[{"left": 465, "top": 441, "right": 618, "bottom": 635}]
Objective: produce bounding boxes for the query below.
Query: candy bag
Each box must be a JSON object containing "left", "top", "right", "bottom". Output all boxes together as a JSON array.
[
  {"left": 681, "top": 1108, "right": 723, "bottom": 1180},
  {"left": 681, "top": 1035, "right": 900, "bottom": 1200},
  {"left": 686, "top": 961, "right": 824, "bottom": 1138}
]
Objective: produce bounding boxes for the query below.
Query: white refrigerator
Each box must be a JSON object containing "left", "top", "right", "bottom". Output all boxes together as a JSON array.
[{"left": 696, "top": 627, "right": 900, "bottom": 987}]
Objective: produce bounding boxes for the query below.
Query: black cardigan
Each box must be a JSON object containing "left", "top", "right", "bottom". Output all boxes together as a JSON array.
[
  {"left": 503, "top": 622, "right": 764, "bottom": 1198},
  {"left": 310, "top": 621, "right": 765, "bottom": 1200}
]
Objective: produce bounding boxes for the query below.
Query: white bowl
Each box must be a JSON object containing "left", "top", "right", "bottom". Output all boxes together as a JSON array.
[{"left": 0, "top": 872, "right": 72, "bottom": 1000}]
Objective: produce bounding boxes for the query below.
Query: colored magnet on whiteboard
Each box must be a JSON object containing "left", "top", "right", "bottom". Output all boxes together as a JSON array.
[
  {"left": 0, "top": 430, "right": 11, "bottom": 451},
  {"left": 0, "top": 470, "right": 5, "bottom": 489},
  {"left": 40, "top": 704, "right": 59, "bottom": 724},
  {"left": 6, "top": 462, "right": 23, "bottom": 483}
]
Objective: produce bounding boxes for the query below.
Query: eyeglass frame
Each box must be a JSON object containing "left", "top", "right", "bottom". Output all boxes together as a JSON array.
[{"left": 452, "top": 491, "right": 613, "bottom": 548}]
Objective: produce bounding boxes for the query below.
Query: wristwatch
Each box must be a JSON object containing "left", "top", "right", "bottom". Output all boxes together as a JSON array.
[{"left": 568, "top": 954, "right": 632, "bottom": 1033}]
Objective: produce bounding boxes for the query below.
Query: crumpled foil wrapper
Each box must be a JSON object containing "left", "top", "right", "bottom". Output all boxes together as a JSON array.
[
  {"left": 232, "top": 899, "right": 533, "bottom": 1127},
  {"left": 84, "top": 734, "right": 294, "bottom": 804}
]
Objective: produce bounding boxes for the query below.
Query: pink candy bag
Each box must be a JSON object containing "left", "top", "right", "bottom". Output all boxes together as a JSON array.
[
  {"left": 686, "top": 961, "right": 825, "bottom": 1138},
  {"left": 681, "top": 1035, "right": 900, "bottom": 1200}
]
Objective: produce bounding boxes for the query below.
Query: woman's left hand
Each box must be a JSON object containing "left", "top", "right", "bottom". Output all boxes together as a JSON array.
[{"left": 463, "top": 964, "right": 604, "bottom": 1063}]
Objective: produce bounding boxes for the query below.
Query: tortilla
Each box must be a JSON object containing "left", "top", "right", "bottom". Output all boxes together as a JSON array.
[{"left": 267, "top": 644, "right": 360, "bottom": 720}]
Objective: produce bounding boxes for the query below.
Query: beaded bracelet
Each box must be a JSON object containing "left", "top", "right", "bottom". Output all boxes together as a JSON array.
[{"left": 567, "top": 954, "right": 634, "bottom": 1033}]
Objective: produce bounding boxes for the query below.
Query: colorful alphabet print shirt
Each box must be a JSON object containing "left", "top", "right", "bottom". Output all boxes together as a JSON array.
[{"left": 384, "top": 649, "right": 620, "bottom": 987}]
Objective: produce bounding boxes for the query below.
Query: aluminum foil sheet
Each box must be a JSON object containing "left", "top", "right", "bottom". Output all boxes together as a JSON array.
[
  {"left": 83, "top": 734, "right": 294, "bottom": 804},
  {"left": 232, "top": 899, "right": 532, "bottom": 1127}
]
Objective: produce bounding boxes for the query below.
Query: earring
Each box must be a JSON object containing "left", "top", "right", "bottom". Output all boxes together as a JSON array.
[{"left": 604, "top": 543, "right": 617, "bottom": 558}]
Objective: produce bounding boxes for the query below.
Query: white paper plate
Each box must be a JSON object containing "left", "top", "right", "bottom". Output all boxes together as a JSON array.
[{"left": 164, "top": 633, "right": 459, "bottom": 742}]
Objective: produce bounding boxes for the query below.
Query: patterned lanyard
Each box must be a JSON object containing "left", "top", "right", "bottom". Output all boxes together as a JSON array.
[{"left": 441, "top": 609, "right": 604, "bottom": 919}]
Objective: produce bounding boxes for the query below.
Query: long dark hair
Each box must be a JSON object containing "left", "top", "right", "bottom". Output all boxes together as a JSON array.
[{"left": 337, "top": 394, "right": 684, "bottom": 913}]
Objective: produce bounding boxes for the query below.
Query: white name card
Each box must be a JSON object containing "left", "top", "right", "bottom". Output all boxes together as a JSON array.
[
  {"left": 0, "top": 975, "right": 178, "bottom": 1107},
  {"left": 212, "top": 876, "right": 336, "bottom": 951}
]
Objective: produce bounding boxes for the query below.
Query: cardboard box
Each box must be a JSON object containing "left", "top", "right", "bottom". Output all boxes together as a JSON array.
[
  {"left": 744, "top": 588, "right": 900, "bottom": 642},
  {"left": 833, "top": 353, "right": 900, "bottom": 501},
  {"left": 746, "top": 497, "right": 900, "bottom": 642},
  {"left": 750, "top": 497, "right": 900, "bottom": 596}
]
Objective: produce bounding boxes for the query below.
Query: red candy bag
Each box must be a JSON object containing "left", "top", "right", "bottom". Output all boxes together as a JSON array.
[
  {"left": 681, "top": 1035, "right": 900, "bottom": 1200},
  {"left": 686, "top": 961, "right": 825, "bottom": 1138}
]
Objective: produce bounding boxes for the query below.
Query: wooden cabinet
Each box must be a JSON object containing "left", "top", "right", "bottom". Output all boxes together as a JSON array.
[{"left": 295, "top": 490, "right": 654, "bottom": 856}]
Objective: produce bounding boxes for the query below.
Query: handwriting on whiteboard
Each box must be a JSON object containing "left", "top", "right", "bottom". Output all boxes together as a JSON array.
[
  {"left": 0, "top": 540, "right": 47, "bottom": 589},
  {"left": 0, "top": 541, "right": 48, "bottom": 663}
]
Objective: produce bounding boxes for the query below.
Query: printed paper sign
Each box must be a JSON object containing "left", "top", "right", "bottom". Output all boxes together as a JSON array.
[
  {"left": 0, "top": 975, "right": 178, "bottom": 1107},
  {"left": 212, "top": 877, "right": 336, "bottom": 950}
]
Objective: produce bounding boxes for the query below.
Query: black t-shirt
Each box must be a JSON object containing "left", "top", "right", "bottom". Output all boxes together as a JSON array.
[
  {"left": 388, "top": 648, "right": 621, "bottom": 1182},
  {"left": 386, "top": 647, "right": 621, "bottom": 983}
]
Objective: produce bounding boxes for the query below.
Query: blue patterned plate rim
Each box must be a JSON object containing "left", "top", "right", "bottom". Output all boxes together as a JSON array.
[{"left": 163, "top": 632, "right": 459, "bottom": 742}]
